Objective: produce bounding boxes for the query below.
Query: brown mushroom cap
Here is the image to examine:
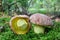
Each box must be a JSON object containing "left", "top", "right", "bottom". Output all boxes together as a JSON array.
[
  {"left": 9, "top": 15, "right": 30, "bottom": 34},
  {"left": 30, "top": 13, "right": 53, "bottom": 26}
]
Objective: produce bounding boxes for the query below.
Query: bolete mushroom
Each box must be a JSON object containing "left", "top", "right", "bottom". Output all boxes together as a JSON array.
[
  {"left": 30, "top": 13, "right": 53, "bottom": 34},
  {"left": 9, "top": 15, "right": 30, "bottom": 34},
  {"left": 55, "top": 17, "right": 60, "bottom": 22}
]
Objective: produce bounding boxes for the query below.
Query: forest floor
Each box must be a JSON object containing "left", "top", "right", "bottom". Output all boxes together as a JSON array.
[{"left": 0, "top": 12, "right": 60, "bottom": 40}]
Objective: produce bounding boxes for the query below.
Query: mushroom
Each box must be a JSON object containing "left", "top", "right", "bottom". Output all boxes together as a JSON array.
[
  {"left": 30, "top": 13, "right": 53, "bottom": 34},
  {"left": 9, "top": 15, "right": 30, "bottom": 34},
  {"left": 55, "top": 17, "right": 60, "bottom": 22}
]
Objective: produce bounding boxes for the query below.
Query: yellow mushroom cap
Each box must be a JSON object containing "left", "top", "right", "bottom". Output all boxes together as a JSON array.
[{"left": 9, "top": 15, "right": 30, "bottom": 34}]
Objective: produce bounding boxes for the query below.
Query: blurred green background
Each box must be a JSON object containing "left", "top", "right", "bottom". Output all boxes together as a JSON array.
[{"left": 0, "top": 0, "right": 60, "bottom": 40}]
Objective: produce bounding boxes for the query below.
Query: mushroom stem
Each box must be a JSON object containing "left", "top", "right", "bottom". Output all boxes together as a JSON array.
[{"left": 34, "top": 25, "right": 44, "bottom": 34}]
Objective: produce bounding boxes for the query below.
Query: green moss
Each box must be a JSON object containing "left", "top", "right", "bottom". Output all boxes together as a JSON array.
[{"left": 0, "top": 17, "right": 60, "bottom": 40}]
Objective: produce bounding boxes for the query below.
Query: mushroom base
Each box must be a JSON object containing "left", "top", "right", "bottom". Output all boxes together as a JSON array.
[{"left": 34, "top": 25, "right": 44, "bottom": 34}]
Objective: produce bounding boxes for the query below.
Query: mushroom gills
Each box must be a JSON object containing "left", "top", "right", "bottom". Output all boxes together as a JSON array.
[
  {"left": 17, "top": 19, "right": 28, "bottom": 30},
  {"left": 34, "top": 25, "right": 44, "bottom": 34}
]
